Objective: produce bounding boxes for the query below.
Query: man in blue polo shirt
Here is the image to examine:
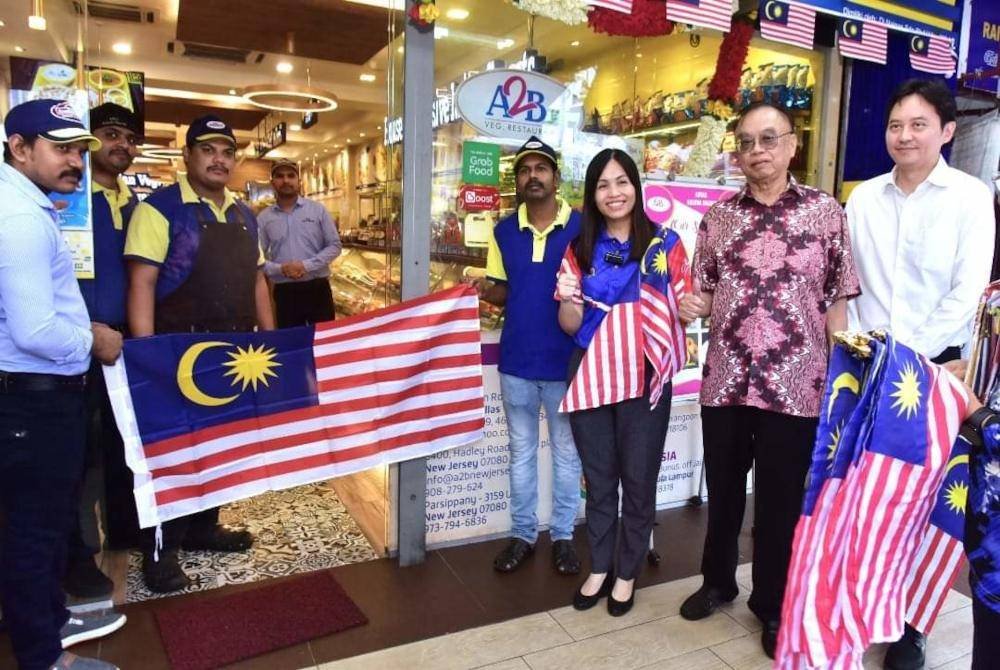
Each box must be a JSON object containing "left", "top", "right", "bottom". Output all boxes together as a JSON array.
[
  {"left": 64, "top": 103, "right": 142, "bottom": 600},
  {"left": 481, "top": 136, "right": 582, "bottom": 575}
]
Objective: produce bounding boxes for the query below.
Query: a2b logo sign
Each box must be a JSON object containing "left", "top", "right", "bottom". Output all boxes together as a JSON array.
[{"left": 486, "top": 75, "right": 547, "bottom": 123}]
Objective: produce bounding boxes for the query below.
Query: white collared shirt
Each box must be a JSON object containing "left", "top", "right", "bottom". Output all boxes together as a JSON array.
[{"left": 846, "top": 156, "right": 995, "bottom": 358}]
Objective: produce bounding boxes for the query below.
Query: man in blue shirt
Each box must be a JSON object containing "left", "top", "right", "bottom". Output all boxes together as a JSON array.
[
  {"left": 259, "top": 159, "right": 341, "bottom": 327},
  {"left": 64, "top": 103, "right": 142, "bottom": 600},
  {"left": 481, "top": 136, "right": 582, "bottom": 575},
  {"left": 0, "top": 99, "right": 125, "bottom": 670}
]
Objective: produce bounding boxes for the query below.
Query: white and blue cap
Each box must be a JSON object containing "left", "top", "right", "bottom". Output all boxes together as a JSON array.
[
  {"left": 186, "top": 114, "right": 237, "bottom": 148},
  {"left": 3, "top": 98, "right": 101, "bottom": 150}
]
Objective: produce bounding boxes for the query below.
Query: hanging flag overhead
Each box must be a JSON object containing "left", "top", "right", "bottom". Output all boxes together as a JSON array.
[
  {"left": 665, "top": 0, "right": 733, "bottom": 34},
  {"left": 909, "top": 34, "right": 956, "bottom": 76},
  {"left": 105, "top": 285, "right": 485, "bottom": 528},
  {"left": 759, "top": 0, "right": 817, "bottom": 50},
  {"left": 837, "top": 18, "right": 889, "bottom": 65},
  {"left": 587, "top": 0, "right": 634, "bottom": 13}
]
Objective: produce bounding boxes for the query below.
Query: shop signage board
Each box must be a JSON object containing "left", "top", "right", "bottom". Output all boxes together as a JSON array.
[
  {"left": 461, "top": 141, "right": 501, "bottom": 185},
  {"left": 459, "top": 185, "right": 501, "bottom": 212},
  {"left": 792, "top": 0, "right": 960, "bottom": 38},
  {"left": 455, "top": 69, "right": 568, "bottom": 142},
  {"left": 962, "top": 0, "right": 1000, "bottom": 95}
]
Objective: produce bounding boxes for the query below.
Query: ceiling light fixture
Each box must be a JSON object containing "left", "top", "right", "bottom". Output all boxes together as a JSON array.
[
  {"left": 434, "top": 26, "right": 449, "bottom": 39},
  {"left": 14, "top": 45, "right": 24, "bottom": 52},
  {"left": 28, "top": 0, "right": 45, "bottom": 30},
  {"left": 0, "top": 19, "right": 7, "bottom": 27},
  {"left": 496, "top": 38, "right": 514, "bottom": 50},
  {"left": 446, "top": 8, "right": 469, "bottom": 20},
  {"left": 359, "top": 132, "right": 366, "bottom": 137},
  {"left": 242, "top": 83, "right": 338, "bottom": 113},
  {"left": 111, "top": 42, "right": 132, "bottom": 55},
  {"left": 275, "top": 61, "right": 293, "bottom": 74},
  {"left": 570, "top": 40, "right": 580, "bottom": 47},
  {"left": 289, "top": 123, "right": 302, "bottom": 131},
  {"left": 228, "top": 88, "right": 236, "bottom": 95},
  {"left": 359, "top": 73, "right": 376, "bottom": 82}
]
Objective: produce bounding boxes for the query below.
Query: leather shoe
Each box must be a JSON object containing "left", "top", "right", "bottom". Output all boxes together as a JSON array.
[
  {"left": 552, "top": 540, "right": 581, "bottom": 575},
  {"left": 573, "top": 573, "right": 613, "bottom": 610},
  {"left": 493, "top": 538, "right": 534, "bottom": 573},
  {"left": 63, "top": 558, "right": 114, "bottom": 599},
  {"left": 884, "top": 623, "right": 926, "bottom": 670},
  {"left": 761, "top": 620, "right": 779, "bottom": 659},
  {"left": 607, "top": 582, "right": 635, "bottom": 617},
  {"left": 679, "top": 585, "right": 736, "bottom": 620},
  {"left": 142, "top": 552, "right": 192, "bottom": 594},
  {"left": 181, "top": 525, "right": 253, "bottom": 552}
]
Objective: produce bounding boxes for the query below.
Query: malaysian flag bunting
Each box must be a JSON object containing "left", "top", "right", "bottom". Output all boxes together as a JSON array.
[
  {"left": 665, "top": 0, "right": 732, "bottom": 34},
  {"left": 105, "top": 285, "right": 485, "bottom": 528},
  {"left": 837, "top": 18, "right": 888, "bottom": 65},
  {"left": 776, "top": 334, "right": 969, "bottom": 669},
  {"left": 557, "top": 226, "right": 689, "bottom": 413},
  {"left": 587, "top": 0, "right": 634, "bottom": 13},
  {"left": 909, "top": 34, "right": 956, "bottom": 77},
  {"left": 759, "top": 0, "right": 816, "bottom": 50}
]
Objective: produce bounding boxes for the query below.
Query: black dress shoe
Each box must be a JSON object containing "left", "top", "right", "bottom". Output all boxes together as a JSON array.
[
  {"left": 573, "top": 573, "right": 613, "bottom": 610},
  {"left": 142, "top": 551, "right": 192, "bottom": 594},
  {"left": 884, "top": 623, "right": 926, "bottom": 670},
  {"left": 607, "top": 582, "right": 635, "bottom": 617},
  {"left": 64, "top": 558, "right": 114, "bottom": 599},
  {"left": 493, "top": 538, "right": 534, "bottom": 573},
  {"left": 181, "top": 525, "right": 253, "bottom": 552},
  {"left": 679, "top": 585, "right": 737, "bottom": 620},
  {"left": 761, "top": 620, "right": 779, "bottom": 659},
  {"left": 552, "top": 540, "right": 581, "bottom": 575}
]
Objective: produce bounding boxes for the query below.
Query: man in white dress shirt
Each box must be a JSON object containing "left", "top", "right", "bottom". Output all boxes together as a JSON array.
[{"left": 846, "top": 78, "right": 995, "bottom": 670}]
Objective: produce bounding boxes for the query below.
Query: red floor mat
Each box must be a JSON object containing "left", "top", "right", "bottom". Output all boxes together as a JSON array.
[{"left": 154, "top": 571, "right": 367, "bottom": 670}]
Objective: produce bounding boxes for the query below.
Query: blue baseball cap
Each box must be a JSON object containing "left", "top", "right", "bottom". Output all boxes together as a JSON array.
[
  {"left": 186, "top": 114, "right": 237, "bottom": 148},
  {"left": 3, "top": 98, "right": 101, "bottom": 150}
]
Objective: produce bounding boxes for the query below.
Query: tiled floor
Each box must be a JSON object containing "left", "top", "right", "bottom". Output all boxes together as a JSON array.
[
  {"left": 0, "top": 500, "right": 976, "bottom": 669},
  {"left": 314, "top": 564, "right": 974, "bottom": 670}
]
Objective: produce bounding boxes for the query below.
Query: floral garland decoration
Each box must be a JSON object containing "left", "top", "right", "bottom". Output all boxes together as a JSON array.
[
  {"left": 408, "top": 0, "right": 439, "bottom": 31},
  {"left": 682, "top": 15, "right": 754, "bottom": 178},
  {"left": 513, "top": 0, "right": 590, "bottom": 26},
  {"left": 588, "top": 0, "right": 674, "bottom": 37}
]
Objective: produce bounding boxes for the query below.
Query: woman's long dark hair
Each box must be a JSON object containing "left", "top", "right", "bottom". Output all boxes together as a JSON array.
[{"left": 573, "top": 148, "right": 655, "bottom": 273}]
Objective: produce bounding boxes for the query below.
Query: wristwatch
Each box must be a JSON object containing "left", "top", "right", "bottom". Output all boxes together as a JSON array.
[{"left": 968, "top": 406, "right": 997, "bottom": 434}]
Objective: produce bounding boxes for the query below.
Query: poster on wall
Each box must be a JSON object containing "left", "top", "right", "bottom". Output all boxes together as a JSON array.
[
  {"left": 643, "top": 179, "right": 740, "bottom": 401},
  {"left": 962, "top": 0, "right": 1000, "bottom": 95},
  {"left": 6, "top": 57, "right": 144, "bottom": 278}
]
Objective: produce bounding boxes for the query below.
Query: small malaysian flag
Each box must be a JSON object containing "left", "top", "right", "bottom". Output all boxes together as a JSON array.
[
  {"left": 909, "top": 34, "right": 956, "bottom": 76},
  {"left": 665, "top": 0, "right": 732, "bottom": 34},
  {"left": 587, "top": 0, "right": 634, "bottom": 13},
  {"left": 759, "top": 0, "right": 816, "bottom": 50},
  {"left": 838, "top": 18, "right": 888, "bottom": 65}
]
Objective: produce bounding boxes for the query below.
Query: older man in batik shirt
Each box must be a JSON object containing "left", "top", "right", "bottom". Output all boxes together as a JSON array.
[{"left": 676, "top": 102, "right": 860, "bottom": 660}]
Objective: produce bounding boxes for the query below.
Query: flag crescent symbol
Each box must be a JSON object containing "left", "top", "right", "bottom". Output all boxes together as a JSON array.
[
  {"left": 177, "top": 341, "right": 240, "bottom": 407},
  {"left": 827, "top": 372, "right": 861, "bottom": 418}
]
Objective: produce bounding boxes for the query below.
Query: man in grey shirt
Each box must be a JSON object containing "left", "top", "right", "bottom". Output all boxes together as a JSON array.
[{"left": 259, "top": 159, "right": 342, "bottom": 327}]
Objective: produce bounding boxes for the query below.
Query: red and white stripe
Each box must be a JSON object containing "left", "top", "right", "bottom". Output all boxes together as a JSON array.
[
  {"left": 587, "top": 0, "right": 634, "bottom": 13},
  {"left": 910, "top": 35, "right": 956, "bottom": 76},
  {"left": 838, "top": 20, "right": 888, "bottom": 65},
  {"left": 107, "top": 285, "right": 485, "bottom": 528},
  {"left": 639, "top": 280, "right": 686, "bottom": 408},
  {"left": 559, "top": 300, "right": 645, "bottom": 413},
  {"left": 760, "top": 1, "right": 817, "bottom": 50},
  {"left": 665, "top": 0, "right": 733, "bottom": 33}
]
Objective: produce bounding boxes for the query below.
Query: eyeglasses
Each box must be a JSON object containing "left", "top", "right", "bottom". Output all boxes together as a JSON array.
[{"left": 735, "top": 131, "right": 795, "bottom": 154}]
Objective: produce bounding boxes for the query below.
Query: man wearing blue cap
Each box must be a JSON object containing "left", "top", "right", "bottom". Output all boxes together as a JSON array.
[
  {"left": 480, "top": 136, "right": 583, "bottom": 576},
  {"left": 63, "top": 102, "right": 143, "bottom": 601},
  {"left": 0, "top": 99, "right": 125, "bottom": 670},
  {"left": 125, "top": 114, "right": 274, "bottom": 593}
]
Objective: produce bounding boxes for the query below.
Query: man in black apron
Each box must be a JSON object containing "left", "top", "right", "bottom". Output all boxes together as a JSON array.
[{"left": 124, "top": 115, "right": 274, "bottom": 592}]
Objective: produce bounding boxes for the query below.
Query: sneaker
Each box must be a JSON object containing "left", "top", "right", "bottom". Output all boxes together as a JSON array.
[
  {"left": 64, "top": 559, "right": 114, "bottom": 600},
  {"left": 60, "top": 610, "right": 126, "bottom": 649},
  {"left": 51, "top": 651, "right": 120, "bottom": 669}
]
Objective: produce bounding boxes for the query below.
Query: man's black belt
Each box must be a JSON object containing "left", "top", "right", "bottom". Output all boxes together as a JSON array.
[{"left": 0, "top": 371, "right": 87, "bottom": 393}]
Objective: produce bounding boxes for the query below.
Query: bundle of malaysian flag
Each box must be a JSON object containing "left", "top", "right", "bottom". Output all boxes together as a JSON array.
[
  {"left": 105, "top": 285, "right": 485, "bottom": 528},
  {"left": 776, "top": 333, "right": 969, "bottom": 669},
  {"left": 557, "top": 226, "right": 689, "bottom": 413}
]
